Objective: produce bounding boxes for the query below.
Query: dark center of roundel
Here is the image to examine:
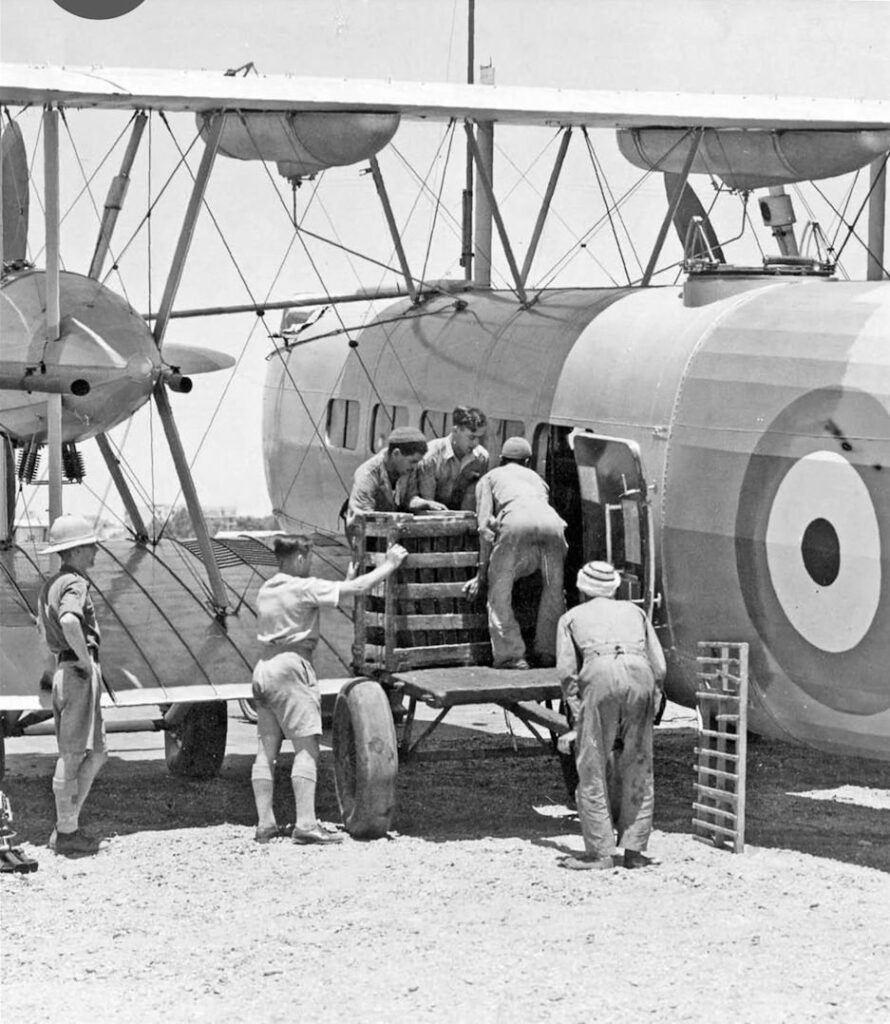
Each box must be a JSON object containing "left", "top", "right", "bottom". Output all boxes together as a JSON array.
[
  {"left": 800, "top": 517, "right": 840, "bottom": 587},
  {"left": 52, "top": 0, "right": 146, "bottom": 19}
]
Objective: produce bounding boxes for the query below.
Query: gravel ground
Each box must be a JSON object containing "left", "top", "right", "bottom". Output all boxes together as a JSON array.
[{"left": 2, "top": 704, "right": 889, "bottom": 1024}]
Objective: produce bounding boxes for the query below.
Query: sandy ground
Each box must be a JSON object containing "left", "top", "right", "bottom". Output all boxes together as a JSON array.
[{"left": 1, "top": 701, "right": 889, "bottom": 1024}]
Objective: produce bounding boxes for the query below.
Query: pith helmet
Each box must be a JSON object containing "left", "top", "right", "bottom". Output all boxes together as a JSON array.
[
  {"left": 501, "top": 436, "right": 532, "bottom": 461},
  {"left": 41, "top": 514, "right": 98, "bottom": 555}
]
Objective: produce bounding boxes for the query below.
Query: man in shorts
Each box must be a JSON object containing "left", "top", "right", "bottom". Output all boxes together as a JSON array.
[
  {"left": 37, "top": 515, "right": 108, "bottom": 856},
  {"left": 251, "top": 534, "right": 408, "bottom": 844}
]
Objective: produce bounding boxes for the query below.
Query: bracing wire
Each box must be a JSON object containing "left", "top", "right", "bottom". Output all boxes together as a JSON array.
[{"left": 58, "top": 109, "right": 136, "bottom": 306}]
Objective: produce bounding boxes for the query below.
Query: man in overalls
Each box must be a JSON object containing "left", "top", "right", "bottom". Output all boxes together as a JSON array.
[
  {"left": 37, "top": 515, "right": 108, "bottom": 856},
  {"left": 555, "top": 560, "right": 666, "bottom": 870},
  {"left": 464, "top": 437, "right": 567, "bottom": 669}
]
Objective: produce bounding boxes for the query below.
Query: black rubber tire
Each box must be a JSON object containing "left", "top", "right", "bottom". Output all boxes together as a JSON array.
[
  {"left": 164, "top": 702, "right": 228, "bottom": 778},
  {"left": 238, "top": 698, "right": 258, "bottom": 724},
  {"left": 332, "top": 678, "right": 398, "bottom": 839}
]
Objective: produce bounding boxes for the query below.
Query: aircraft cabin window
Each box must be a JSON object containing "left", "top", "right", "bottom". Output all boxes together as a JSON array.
[
  {"left": 326, "top": 398, "right": 360, "bottom": 450},
  {"left": 370, "top": 404, "right": 409, "bottom": 452},
  {"left": 420, "top": 410, "right": 453, "bottom": 440}
]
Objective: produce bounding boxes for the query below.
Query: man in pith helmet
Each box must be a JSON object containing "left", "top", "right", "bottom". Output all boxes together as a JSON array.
[
  {"left": 555, "top": 560, "right": 666, "bottom": 871},
  {"left": 463, "top": 436, "right": 567, "bottom": 669},
  {"left": 36, "top": 514, "right": 107, "bottom": 856}
]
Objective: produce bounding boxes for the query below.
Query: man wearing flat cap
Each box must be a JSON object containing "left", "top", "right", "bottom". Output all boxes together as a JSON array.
[
  {"left": 36, "top": 514, "right": 108, "bottom": 856},
  {"left": 463, "top": 436, "right": 567, "bottom": 670},
  {"left": 345, "top": 426, "right": 448, "bottom": 539},
  {"left": 555, "top": 560, "right": 666, "bottom": 871}
]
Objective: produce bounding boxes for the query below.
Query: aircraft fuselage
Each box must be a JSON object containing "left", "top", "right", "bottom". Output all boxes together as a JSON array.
[{"left": 264, "top": 276, "right": 890, "bottom": 760}]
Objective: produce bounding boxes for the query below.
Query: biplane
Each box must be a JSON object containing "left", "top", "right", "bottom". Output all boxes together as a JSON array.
[{"left": 1, "top": 56, "right": 889, "bottom": 809}]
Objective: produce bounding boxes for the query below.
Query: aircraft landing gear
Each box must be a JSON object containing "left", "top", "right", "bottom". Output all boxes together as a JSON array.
[{"left": 164, "top": 701, "right": 228, "bottom": 778}]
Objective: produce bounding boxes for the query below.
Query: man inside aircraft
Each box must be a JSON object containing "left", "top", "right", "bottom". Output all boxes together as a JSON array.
[
  {"left": 555, "top": 560, "right": 666, "bottom": 871},
  {"left": 345, "top": 425, "right": 447, "bottom": 540},
  {"left": 463, "top": 437, "right": 567, "bottom": 670},
  {"left": 251, "top": 534, "right": 408, "bottom": 844},
  {"left": 417, "top": 406, "right": 490, "bottom": 511},
  {"left": 37, "top": 515, "right": 108, "bottom": 857}
]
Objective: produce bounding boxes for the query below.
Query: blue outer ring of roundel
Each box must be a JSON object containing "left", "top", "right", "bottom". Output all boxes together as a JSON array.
[{"left": 52, "top": 0, "right": 146, "bottom": 20}]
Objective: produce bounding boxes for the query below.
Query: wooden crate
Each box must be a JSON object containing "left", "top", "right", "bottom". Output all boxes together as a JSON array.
[
  {"left": 692, "top": 641, "right": 749, "bottom": 854},
  {"left": 351, "top": 512, "right": 492, "bottom": 676}
]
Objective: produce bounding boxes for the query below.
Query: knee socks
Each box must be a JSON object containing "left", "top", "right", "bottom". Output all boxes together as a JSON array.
[
  {"left": 251, "top": 760, "right": 276, "bottom": 828},
  {"left": 291, "top": 750, "right": 318, "bottom": 830}
]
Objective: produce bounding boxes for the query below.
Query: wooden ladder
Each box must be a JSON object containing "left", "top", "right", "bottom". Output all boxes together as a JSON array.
[{"left": 693, "top": 641, "right": 749, "bottom": 853}]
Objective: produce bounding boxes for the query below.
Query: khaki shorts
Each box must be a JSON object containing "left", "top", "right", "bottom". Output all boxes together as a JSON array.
[
  {"left": 52, "top": 661, "right": 106, "bottom": 755},
  {"left": 251, "top": 650, "right": 322, "bottom": 739}
]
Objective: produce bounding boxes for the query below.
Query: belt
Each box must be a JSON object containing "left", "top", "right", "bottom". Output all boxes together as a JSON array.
[{"left": 586, "top": 643, "right": 645, "bottom": 659}]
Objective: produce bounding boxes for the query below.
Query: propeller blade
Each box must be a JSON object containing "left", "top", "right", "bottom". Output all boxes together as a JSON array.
[
  {"left": 1, "top": 121, "right": 29, "bottom": 263},
  {"left": 663, "top": 172, "right": 725, "bottom": 264},
  {"left": 161, "top": 343, "right": 236, "bottom": 375}
]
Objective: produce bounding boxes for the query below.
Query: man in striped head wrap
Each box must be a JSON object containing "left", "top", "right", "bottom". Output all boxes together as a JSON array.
[{"left": 555, "top": 561, "right": 666, "bottom": 871}]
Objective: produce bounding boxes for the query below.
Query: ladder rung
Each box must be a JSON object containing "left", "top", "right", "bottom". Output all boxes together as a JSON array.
[
  {"left": 694, "top": 747, "right": 739, "bottom": 762},
  {"left": 692, "top": 802, "right": 737, "bottom": 820},
  {"left": 698, "top": 728, "right": 740, "bottom": 741},
  {"left": 692, "top": 820, "right": 739, "bottom": 839},
  {"left": 694, "top": 765, "right": 738, "bottom": 781},
  {"left": 693, "top": 783, "right": 738, "bottom": 802},
  {"left": 695, "top": 691, "right": 738, "bottom": 701},
  {"left": 697, "top": 668, "right": 743, "bottom": 680},
  {"left": 714, "top": 714, "right": 740, "bottom": 723},
  {"left": 696, "top": 656, "right": 742, "bottom": 665}
]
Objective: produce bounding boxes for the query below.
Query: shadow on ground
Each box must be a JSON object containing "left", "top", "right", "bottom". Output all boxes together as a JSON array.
[
  {"left": 4, "top": 725, "right": 888, "bottom": 871},
  {"left": 655, "top": 728, "right": 890, "bottom": 873}
]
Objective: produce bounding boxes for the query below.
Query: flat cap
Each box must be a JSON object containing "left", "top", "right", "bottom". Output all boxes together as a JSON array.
[
  {"left": 388, "top": 425, "right": 428, "bottom": 446},
  {"left": 501, "top": 436, "right": 532, "bottom": 460}
]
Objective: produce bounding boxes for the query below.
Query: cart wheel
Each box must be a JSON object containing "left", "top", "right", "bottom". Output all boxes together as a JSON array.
[
  {"left": 238, "top": 698, "right": 258, "bottom": 724},
  {"left": 164, "top": 702, "right": 228, "bottom": 778},
  {"left": 332, "top": 678, "right": 397, "bottom": 839}
]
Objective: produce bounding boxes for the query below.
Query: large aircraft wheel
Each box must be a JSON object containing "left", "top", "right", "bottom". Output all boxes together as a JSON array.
[
  {"left": 164, "top": 702, "right": 228, "bottom": 778},
  {"left": 332, "top": 678, "right": 397, "bottom": 839},
  {"left": 238, "top": 698, "right": 258, "bottom": 724}
]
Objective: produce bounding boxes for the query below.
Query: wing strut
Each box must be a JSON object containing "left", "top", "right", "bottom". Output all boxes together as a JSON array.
[
  {"left": 520, "top": 128, "right": 572, "bottom": 288},
  {"left": 89, "top": 112, "right": 151, "bottom": 542},
  {"left": 867, "top": 153, "right": 888, "bottom": 281},
  {"left": 641, "top": 128, "right": 703, "bottom": 287},
  {"left": 465, "top": 122, "right": 527, "bottom": 303},
  {"left": 367, "top": 154, "right": 417, "bottom": 304},
  {"left": 43, "top": 107, "right": 63, "bottom": 526},
  {"left": 151, "top": 115, "right": 229, "bottom": 616}
]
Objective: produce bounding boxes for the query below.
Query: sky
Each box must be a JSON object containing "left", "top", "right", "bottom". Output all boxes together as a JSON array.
[{"left": 2, "top": 0, "right": 889, "bottom": 523}]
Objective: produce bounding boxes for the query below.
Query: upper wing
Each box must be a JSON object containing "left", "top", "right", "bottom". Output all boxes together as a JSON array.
[{"left": 2, "top": 64, "right": 889, "bottom": 131}]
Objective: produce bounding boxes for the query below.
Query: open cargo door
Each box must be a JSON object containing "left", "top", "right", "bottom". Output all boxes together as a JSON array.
[{"left": 570, "top": 432, "right": 657, "bottom": 619}]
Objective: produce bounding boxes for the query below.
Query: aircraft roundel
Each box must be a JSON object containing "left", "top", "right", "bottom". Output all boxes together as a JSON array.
[
  {"left": 735, "top": 386, "right": 890, "bottom": 715},
  {"left": 51, "top": 0, "right": 146, "bottom": 20}
]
